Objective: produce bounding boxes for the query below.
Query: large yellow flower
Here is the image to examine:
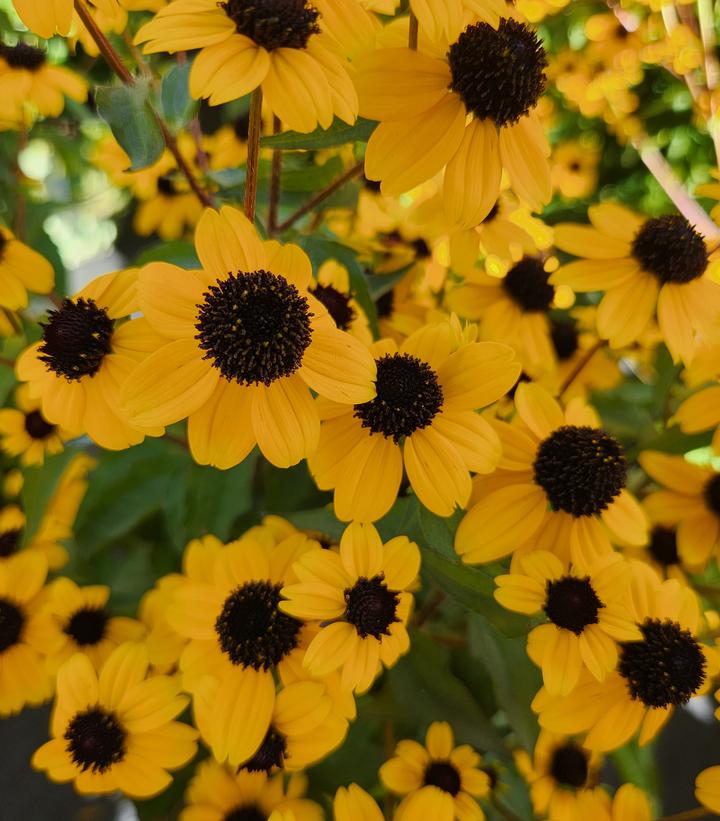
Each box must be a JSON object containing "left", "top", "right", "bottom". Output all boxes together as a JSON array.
[
  {"left": 134, "top": 0, "right": 368, "bottom": 133},
  {"left": 552, "top": 204, "right": 720, "bottom": 363},
  {"left": 281, "top": 522, "right": 420, "bottom": 693},
  {"left": 309, "top": 319, "right": 520, "bottom": 521},
  {"left": 121, "top": 206, "right": 376, "bottom": 469},
  {"left": 32, "top": 643, "right": 197, "bottom": 798},
  {"left": 16, "top": 269, "right": 164, "bottom": 451},
  {"left": 355, "top": 13, "right": 551, "bottom": 228},
  {"left": 12, "top": 0, "right": 121, "bottom": 38},
  {"left": 0, "top": 225, "right": 53, "bottom": 311},
  {"left": 455, "top": 383, "right": 648, "bottom": 566},
  {"left": 379, "top": 721, "right": 490, "bottom": 821}
]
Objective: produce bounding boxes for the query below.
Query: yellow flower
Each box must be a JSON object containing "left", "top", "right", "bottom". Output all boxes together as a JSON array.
[
  {"left": 516, "top": 729, "right": 603, "bottom": 821},
  {"left": 180, "top": 759, "right": 323, "bottom": 821},
  {"left": 672, "top": 380, "right": 720, "bottom": 454},
  {"left": 455, "top": 383, "right": 648, "bottom": 565},
  {"left": 310, "top": 260, "right": 373, "bottom": 345},
  {"left": 0, "top": 226, "right": 53, "bottom": 311},
  {"left": 281, "top": 522, "right": 420, "bottom": 693},
  {"left": 551, "top": 139, "right": 600, "bottom": 200},
  {"left": 134, "top": 0, "right": 367, "bottom": 133},
  {"left": 355, "top": 14, "right": 551, "bottom": 228},
  {"left": 0, "top": 552, "right": 55, "bottom": 715},
  {"left": 16, "top": 269, "right": 164, "bottom": 450},
  {"left": 11, "top": 0, "right": 123, "bottom": 38},
  {"left": 309, "top": 318, "right": 519, "bottom": 521},
  {"left": 334, "top": 783, "right": 384, "bottom": 821},
  {"left": 552, "top": 203, "right": 720, "bottom": 364},
  {"left": 32, "top": 643, "right": 197, "bottom": 798},
  {"left": 697, "top": 764, "right": 720, "bottom": 816},
  {"left": 0, "top": 504, "right": 25, "bottom": 560},
  {"left": 574, "top": 783, "right": 652, "bottom": 821},
  {"left": 495, "top": 551, "right": 641, "bottom": 694},
  {"left": 639, "top": 450, "right": 720, "bottom": 570},
  {"left": 0, "top": 384, "right": 71, "bottom": 466},
  {"left": 379, "top": 721, "right": 490, "bottom": 821},
  {"left": 41, "top": 577, "right": 145, "bottom": 673},
  {"left": 122, "top": 206, "right": 376, "bottom": 468}
]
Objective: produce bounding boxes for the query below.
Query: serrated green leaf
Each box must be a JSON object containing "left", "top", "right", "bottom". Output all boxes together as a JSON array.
[
  {"left": 160, "top": 62, "right": 198, "bottom": 129},
  {"left": 260, "top": 116, "right": 377, "bottom": 149},
  {"left": 96, "top": 84, "right": 164, "bottom": 171}
]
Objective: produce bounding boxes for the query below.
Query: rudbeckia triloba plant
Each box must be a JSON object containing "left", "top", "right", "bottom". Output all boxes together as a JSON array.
[{"left": 7, "top": 0, "right": 720, "bottom": 816}]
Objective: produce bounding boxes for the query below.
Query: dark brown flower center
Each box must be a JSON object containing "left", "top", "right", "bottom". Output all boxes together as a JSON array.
[
  {"left": 423, "top": 761, "right": 462, "bottom": 795},
  {"left": 64, "top": 707, "right": 126, "bottom": 773},
  {"left": 0, "top": 43, "right": 46, "bottom": 71},
  {"left": 0, "top": 598, "right": 24, "bottom": 652},
  {"left": 0, "top": 528, "right": 21, "bottom": 558},
  {"left": 310, "top": 283, "right": 355, "bottom": 331},
  {"left": 704, "top": 474, "right": 720, "bottom": 517},
  {"left": 502, "top": 256, "right": 554, "bottom": 312},
  {"left": 648, "top": 526, "right": 680, "bottom": 567},
  {"left": 550, "top": 319, "right": 580, "bottom": 361},
  {"left": 65, "top": 607, "right": 110, "bottom": 646},
  {"left": 344, "top": 574, "right": 400, "bottom": 639},
  {"left": 631, "top": 215, "right": 708, "bottom": 284},
  {"left": 544, "top": 576, "right": 603, "bottom": 634},
  {"left": 550, "top": 742, "right": 589, "bottom": 789},
  {"left": 239, "top": 726, "right": 287, "bottom": 773},
  {"left": 220, "top": 0, "right": 321, "bottom": 49},
  {"left": 24, "top": 410, "right": 56, "bottom": 440}
]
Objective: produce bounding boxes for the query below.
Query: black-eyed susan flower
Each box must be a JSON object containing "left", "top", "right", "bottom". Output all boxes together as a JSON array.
[
  {"left": 456, "top": 383, "right": 647, "bottom": 566},
  {"left": 281, "top": 522, "right": 419, "bottom": 693},
  {"left": 180, "top": 759, "right": 323, "bottom": 821},
  {"left": 0, "top": 42, "right": 87, "bottom": 128},
  {"left": 0, "top": 551, "right": 55, "bottom": 715},
  {"left": 355, "top": 15, "right": 551, "bottom": 227},
  {"left": 42, "top": 577, "right": 145, "bottom": 673},
  {"left": 574, "top": 783, "right": 652, "bottom": 821},
  {"left": 334, "top": 783, "right": 384, "bottom": 821},
  {"left": 134, "top": 174, "right": 205, "bottom": 241},
  {"left": 495, "top": 551, "right": 640, "bottom": 694},
  {"left": 16, "top": 268, "right": 164, "bottom": 451},
  {"left": 673, "top": 378, "right": 720, "bottom": 454},
  {"left": 515, "top": 730, "right": 603, "bottom": 820},
  {"left": 0, "top": 504, "right": 24, "bottom": 560},
  {"left": 309, "top": 318, "right": 519, "bottom": 521},
  {"left": 639, "top": 450, "right": 720, "bottom": 570},
  {"left": 310, "top": 260, "right": 372, "bottom": 345},
  {"left": 134, "top": 0, "right": 364, "bottom": 133},
  {"left": 379, "top": 721, "right": 490, "bottom": 820},
  {"left": 0, "top": 226, "right": 53, "bottom": 311},
  {"left": 533, "top": 575, "right": 716, "bottom": 751},
  {"left": 0, "top": 385, "right": 70, "bottom": 466},
  {"left": 32, "top": 643, "right": 197, "bottom": 797},
  {"left": 121, "top": 205, "right": 376, "bottom": 469},
  {"left": 552, "top": 204, "right": 720, "bottom": 364},
  {"left": 551, "top": 139, "right": 600, "bottom": 200}
]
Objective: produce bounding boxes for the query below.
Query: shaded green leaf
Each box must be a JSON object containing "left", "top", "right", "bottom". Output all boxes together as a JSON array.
[
  {"left": 96, "top": 84, "right": 164, "bottom": 171},
  {"left": 260, "top": 117, "right": 377, "bottom": 149},
  {"left": 160, "top": 62, "right": 198, "bottom": 129}
]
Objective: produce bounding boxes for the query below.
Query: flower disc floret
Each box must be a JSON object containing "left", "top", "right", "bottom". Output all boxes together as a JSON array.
[
  {"left": 64, "top": 707, "right": 126, "bottom": 773},
  {"left": 220, "top": 0, "right": 321, "bottom": 50},
  {"left": 631, "top": 215, "right": 708, "bottom": 284},
  {"left": 544, "top": 576, "right": 603, "bottom": 635},
  {"left": 448, "top": 19, "right": 547, "bottom": 128}
]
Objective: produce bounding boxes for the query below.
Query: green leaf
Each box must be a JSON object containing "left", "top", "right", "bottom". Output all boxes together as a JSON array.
[
  {"left": 260, "top": 116, "right": 377, "bottom": 149},
  {"left": 280, "top": 155, "right": 344, "bottom": 193},
  {"left": 21, "top": 448, "right": 80, "bottom": 543},
  {"left": 96, "top": 84, "right": 164, "bottom": 171},
  {"left": 160, "top": 62, "right": 198, "bottom": 130},
  {"left": 135, "top": 240, "right": 200, "bottom": 268}
]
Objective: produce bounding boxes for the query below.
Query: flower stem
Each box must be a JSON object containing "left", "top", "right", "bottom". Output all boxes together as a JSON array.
[
  {"left": 268, "top": 115, "right": 282, "bottom": 234},
  {"left": 559, "top": 338, "right": 607, "bottom": 396},
  {"left": 244, "top": 88, "right": 264, "bottom": 222},
  {"left": 409, "top": 9, "right": 419, "bottom": 49}
]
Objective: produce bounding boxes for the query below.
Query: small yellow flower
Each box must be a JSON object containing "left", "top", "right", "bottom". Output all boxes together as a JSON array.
[{"left": 0, "top": 384, "right": 71, "bottom": 466}]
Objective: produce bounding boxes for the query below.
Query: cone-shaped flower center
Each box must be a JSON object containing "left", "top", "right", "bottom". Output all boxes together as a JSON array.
[
  {"left": 502, "top": 256, "right": 554, "bottom": 312},
  {"left": 64, "top": 708, "right": 126, "bottom": 773},
  {"left": 448, "top": 19, "right": 547, "bottom": 128},
  {"left": 220, "top": 0, "right": 321, "bottom": 50},
  {"left": 195, "top": 270, "right": 312, "bottom": 386},
  {"left": 39, "top": 298, "right": 114, "bottom": 381},
  {"left": 423, "top": 761, "right": 462, "bottom": 795},
  {"left": 619, "top": 618, "right": 706, "bottom": 708},
  {"left": 344, "top": 574, "right": 400, "bottom": 639},
  {"left": 65, "top": 607, "right": 110, "bottom": 646},
  {"left": 544, "top": 576, "right": 603, "bottom": 634},
  {"left": 631, "top": 215, "right": 708, "bottom": 284},
  {"left": 24, "top": 410, "right": 56, "bottom": 440},
  {"left": 533, "top": 425, "right": 627, "bottom": 517},
  {"left": 310, "top": 283, "right": 355, "bottom": 330},
  {"left": 215, "top": 580, "right": 302, "bottom": 669},
  {"left": 648, "top": 526, "right": 679, "bottom": 567},
  {"left": 0, "top": 598, "right": 23, "bottom": 652},
  {"left": 550, "top": 742, "right": 589, "bottom": 789},
  {"left": 354, "top": 353, "right": 443, "bottom": 442},
  {"left": 0, "top": 43, "right": 46, "bottom": 70},
  {"left": 550, "top": 319, "right": 580, "bottom": 361},
  {"left": 240, "top": 725, "right": 287, "bottom": 773}
]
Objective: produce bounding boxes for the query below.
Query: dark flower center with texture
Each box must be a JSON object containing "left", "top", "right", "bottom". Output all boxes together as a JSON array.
[
  {"left": 239, "top": 726, "right": 287, "bottom": 773},
  {"left": 550, "top": 319, "right": 580, "bottom": 361},
  {"left": 619, "top": 618, "right": 706, "bottom": 708},
  {"left": 354, "top": 353, "right": 443, "bottom": 442},
  {"left": 224, "top": 806, "right": 266, "bottom": 821},
  {"left": 64, "top": 707, "right": 126, "bottom": 773},
  {"left": 423, "top": 761, "right": 462, "bottom": 796},
  {"left": 38, "top": 298, "right": 113, "bottom": 381},
  {"left": 0, "top": 528, "right": 21, "bottom": 558},
  {"left": 215, "top": 580, "right": 301, "bottom": 669},
  {"left": 448, "top": 18, "right": 547, "bottom": 128},
  {"left": 375, "top": 289, "right": 394, "bottom": 319},
  {"left": 648, "top": 526, "right": 680, "bottom": 567},
  {"left": 704, "top": 474, "right": 720, "bottom": 516},
  {"left": 24, "top": 410, "right": 56, "bottom": 440},
  {"left": 550, "top": 742, "right": 589, "bottom": 788},
  {"left": 310, "top": 283, "right": 355, "bottom": 331},
  {"left": 544, "top": 576, "right": 603, "bottom": 634},
  {"left": 502, "top": 256, "right": 554, "bottom": 312},
  {"left": 195, "top": 270, "right": 312, "bottom": 386},
  {"left": 533, "top": 425, "right": 626, "bottom": 517},
  {"left": 344, "top": 573, "right": 400, "bottom": 639},
  {"left": 631, "top": 215, "right": 708, "bottom": 284},
  {"left": 65, "top": 607, "right": 110, "bottom": 646},
  {"left": 0, "top": 598, "right": 23, "bottom": 652},
  {"left": 0, "top": 43, "right": 46, "bottom": 71},
  {"left": 220, "top": 0, "right": 321, "bottom": 50}
]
